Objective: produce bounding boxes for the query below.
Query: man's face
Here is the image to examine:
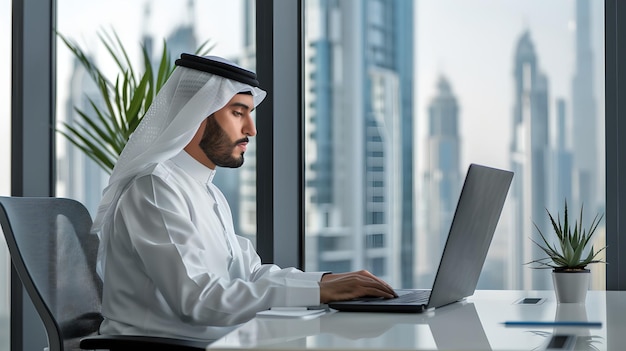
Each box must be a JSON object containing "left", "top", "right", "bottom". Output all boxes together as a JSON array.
[{"left": 199, "top": 93, "right": 256, "bottom": 168}]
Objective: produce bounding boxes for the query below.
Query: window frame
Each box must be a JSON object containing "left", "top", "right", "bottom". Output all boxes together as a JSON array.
[
  {"left": 11, "top": 0, "right": 56, "bottom": 350},
  {"left": 255, "top": 0, "right": 305, "bottom": 269},
  {"left": 604, "top": 0, "right": 626, "bottom": 290}
]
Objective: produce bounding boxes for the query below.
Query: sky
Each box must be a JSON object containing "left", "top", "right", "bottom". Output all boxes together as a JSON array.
[
  {"left": 0, "top": 0, "right": 606, "bottom": 194},
  {"left": 416, "top": 0, "right": 604, "bottom": 174}
]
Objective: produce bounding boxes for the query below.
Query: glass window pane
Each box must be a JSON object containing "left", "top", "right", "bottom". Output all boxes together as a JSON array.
[
  {"left": 304, "top": 0, "right": 605, "bottom": 290},
  {"left": 0, "top": 0, "right": 11, "bottom": 347},
  {"left": 56, "top": 0, "right": 257, "bottom": 244}
]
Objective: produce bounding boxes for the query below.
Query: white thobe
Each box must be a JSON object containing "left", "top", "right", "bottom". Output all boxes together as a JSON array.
[{"left": 99, "top": 151, "right": 325, "bottom": 341}]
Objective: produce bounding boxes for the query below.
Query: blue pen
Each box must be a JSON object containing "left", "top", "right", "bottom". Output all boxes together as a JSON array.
[{"left": 503, "top": 321, "right": 602, "bottom": 328}]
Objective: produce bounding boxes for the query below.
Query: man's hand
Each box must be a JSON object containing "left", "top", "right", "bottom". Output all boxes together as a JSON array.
[{"left": 319, "top": 270, "right": 398, "bottom": 303}]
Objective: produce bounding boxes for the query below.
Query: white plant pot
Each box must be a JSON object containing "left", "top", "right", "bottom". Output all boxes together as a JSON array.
[{"left": 552, "top": 270, "right": 590, "bottom": 303}]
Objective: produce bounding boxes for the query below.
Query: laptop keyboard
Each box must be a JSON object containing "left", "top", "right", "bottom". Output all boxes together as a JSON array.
[{"left": 382, "top": 289, "right": 431, "bottom": 304}]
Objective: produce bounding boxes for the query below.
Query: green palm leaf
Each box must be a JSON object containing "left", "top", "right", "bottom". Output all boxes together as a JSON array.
[{"left": 56, "top": 29, "right": 212, "bottom": 174}]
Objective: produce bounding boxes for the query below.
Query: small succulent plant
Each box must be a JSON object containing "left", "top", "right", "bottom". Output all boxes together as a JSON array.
[{"left": 526, "top": 200, "right": 606, "bottom": 271}]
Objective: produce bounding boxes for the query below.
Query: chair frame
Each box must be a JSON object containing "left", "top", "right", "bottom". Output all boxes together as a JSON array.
[{"left": 0, "top": 196, "right": 207, "bottom": 351}]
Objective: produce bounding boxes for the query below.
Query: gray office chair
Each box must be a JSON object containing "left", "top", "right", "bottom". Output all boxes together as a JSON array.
[{"left": 0, "top": 196, "right": 207, "bottom": 351}]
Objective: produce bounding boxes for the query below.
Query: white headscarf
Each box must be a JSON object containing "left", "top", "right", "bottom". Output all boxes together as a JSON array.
[{"left": 92, "top": 55, "right": 267, "bottom": 277}]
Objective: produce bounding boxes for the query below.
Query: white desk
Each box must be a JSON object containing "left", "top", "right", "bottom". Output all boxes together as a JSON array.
[{"left": 207, "top": 290, "right": 626, "bottom": 350}]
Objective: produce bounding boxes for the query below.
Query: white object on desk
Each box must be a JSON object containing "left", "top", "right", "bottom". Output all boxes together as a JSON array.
[{"left": 256, "top": 307, "right": 326, "bottom": 320}]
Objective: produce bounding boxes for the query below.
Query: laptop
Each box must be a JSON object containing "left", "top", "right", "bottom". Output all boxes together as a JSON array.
[{"left": 328, "top": 163, "right": 513, "bottom": 313}]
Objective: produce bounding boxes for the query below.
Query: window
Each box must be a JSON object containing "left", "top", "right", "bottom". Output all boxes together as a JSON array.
[
  {"left": 367, "top": 257, "right": 386, "bottom": 276},
  {"left": 366, "top": 233, "right": 385, "bottom": 248},
  {"left": 55, "top": 0, "right": 257, "bottom": 243},
  {"left": 304, "top": 0, "right": 605, "bottom": 290}
]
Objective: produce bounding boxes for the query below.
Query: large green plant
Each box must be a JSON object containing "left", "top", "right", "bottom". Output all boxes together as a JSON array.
[
  {"left": 57, "top": 30, "right": 211, "bottom": 174},
  {"left": 526, "top": 200, "right": 606, "bottom": 271}
]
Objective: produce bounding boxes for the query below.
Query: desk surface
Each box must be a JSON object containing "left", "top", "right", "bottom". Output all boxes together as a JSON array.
[{"left": 207, "top": 290, "right": 626, "bottom": 350}]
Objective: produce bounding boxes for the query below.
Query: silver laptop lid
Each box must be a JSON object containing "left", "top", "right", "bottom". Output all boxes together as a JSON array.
[{"left": 427, "top": 163, "right": 513, "bottom": 309}]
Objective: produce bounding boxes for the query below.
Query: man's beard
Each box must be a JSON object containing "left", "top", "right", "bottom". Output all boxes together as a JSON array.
[{"left": 199, "top": 115, "right": 248, "bottom": 168}]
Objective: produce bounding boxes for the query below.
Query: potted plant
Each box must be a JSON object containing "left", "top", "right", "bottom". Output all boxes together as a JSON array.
[
  {"left": 57, "top": 29, "right": 212, "bottom": 174},
  {"left": 526, "top": 200, "right": 606, "bottom": 303}
]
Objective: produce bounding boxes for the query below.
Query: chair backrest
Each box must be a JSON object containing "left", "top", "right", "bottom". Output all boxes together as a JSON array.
[{"left": 0, "top": 196, "right": 103, "bottom": 351}]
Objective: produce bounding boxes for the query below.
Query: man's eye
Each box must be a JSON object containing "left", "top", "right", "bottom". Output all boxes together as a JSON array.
[{"left": 233, "top": 111, "right": 243, "bottom": 117}]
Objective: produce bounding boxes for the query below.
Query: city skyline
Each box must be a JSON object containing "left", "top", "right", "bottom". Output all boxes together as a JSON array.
[
  {"left": 0, "top": 0, "right": 606, "bottom": 291},
  {"left": 416, "top": 0, "right": 604, "bottom": 177},
  {"left": 0, "top": 3, "right": 607, "bottom": 348},
  {"left": 0, "top": 1, "right": 605, "bottom": 196}
]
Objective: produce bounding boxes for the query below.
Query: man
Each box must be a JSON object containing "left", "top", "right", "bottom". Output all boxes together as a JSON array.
[{"left": 91, "top": 54, "right": 396, "bottom": 341}]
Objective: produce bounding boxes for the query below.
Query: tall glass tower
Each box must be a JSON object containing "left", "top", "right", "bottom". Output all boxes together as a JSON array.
[
  {"left": 418, "top": 76, "right": 461, "bottom": 286},
  {"left": 304, "top": 0, "right": 414, "bottom": 287},
  {"left": 509, "top": 30, "right": 551, "bottom": 289},
  {"left": 61, "top": 57, "right": 108, "bottom": 217},
  {"left": 571, "top": 0, "right": 600, "bottom": 218}
]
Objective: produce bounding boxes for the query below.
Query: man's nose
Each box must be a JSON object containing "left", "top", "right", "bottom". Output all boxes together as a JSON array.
[{"left": 244, "top": 116, "right": 257, "bottom": 137}]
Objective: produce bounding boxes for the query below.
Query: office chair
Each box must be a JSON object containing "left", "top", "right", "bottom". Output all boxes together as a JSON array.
[{"left": 0, "top": 196, "right": 207, "bottom": 351}]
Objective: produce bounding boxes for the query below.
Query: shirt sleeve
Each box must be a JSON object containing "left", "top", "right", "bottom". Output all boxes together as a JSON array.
[
  {"left": 115, "top": 173, "right": 323, "bottom": 326},
  {"left": 235, "top": 235, "right": 330, "bottom": 305}
]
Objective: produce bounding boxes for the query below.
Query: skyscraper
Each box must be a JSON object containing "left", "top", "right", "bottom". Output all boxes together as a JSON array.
[
  {"left": 304, "top": 0, "right": 414, "bottom": 287},
  {"left": 509, "top": 30, "right": 551, "bottom": 289},
  {"left": 61, "top": 56, "right": 108, "bottom": 217},
  {"left": 570, "top": 0, "right": 605, "bottom": 290},
  {"left": 418, "top": 76, "right": 461, "bottom": 286},
  {"left": 235, "top": 0, "right": 258, "bottom": 242},
  {"left": 571, "top": 0, "right": 600, "bottom": 218},
  {"left": 549, "top": 99, "right": 573, "bottom": 213}
]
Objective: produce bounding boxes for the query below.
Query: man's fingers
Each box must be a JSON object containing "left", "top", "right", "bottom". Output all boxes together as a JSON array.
[
  {"left": 319, "top": 270, "right": 399, "bottom": 303},
  {"left": 355, "top": 270, "right": 396, "bottom": 295},
  {"left": 345, "top": 275, "right": 396, "bottom": 298}
]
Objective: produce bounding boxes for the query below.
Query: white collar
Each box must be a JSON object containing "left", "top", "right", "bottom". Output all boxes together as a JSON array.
[{"left": 170, "top": 150, "right": 216, "bottom": 185}]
